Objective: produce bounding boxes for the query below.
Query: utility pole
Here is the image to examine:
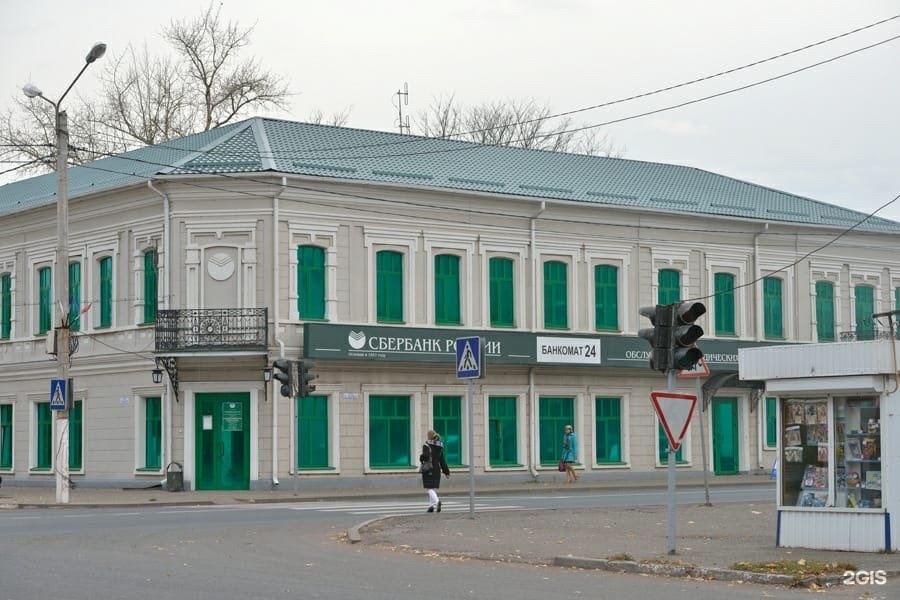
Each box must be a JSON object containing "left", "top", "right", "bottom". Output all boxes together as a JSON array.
[{"left": 394, "top": 82, "right": 410, "bottom": 134}]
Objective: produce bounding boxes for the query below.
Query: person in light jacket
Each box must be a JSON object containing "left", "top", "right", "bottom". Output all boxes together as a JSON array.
[
  {"left": 420, "top": 430, "right": 451, "bottom": 512},
  {"left": 562, "top": 424, "right": 579, "bottom": 483}
]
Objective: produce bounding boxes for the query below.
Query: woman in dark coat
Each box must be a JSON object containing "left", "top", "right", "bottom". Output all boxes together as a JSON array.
[{"left": 420, "top": 430, "right": 450, "bottom": 512}]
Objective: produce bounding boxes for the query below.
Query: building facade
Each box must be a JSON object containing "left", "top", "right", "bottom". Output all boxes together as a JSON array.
[{"left": 1, "top": 118, "right": 899, "bottom": 490}]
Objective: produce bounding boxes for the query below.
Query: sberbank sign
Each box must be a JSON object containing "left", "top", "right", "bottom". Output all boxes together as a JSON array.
[{"left": 304, "top": 323, "right": 767, "bottom": 370}]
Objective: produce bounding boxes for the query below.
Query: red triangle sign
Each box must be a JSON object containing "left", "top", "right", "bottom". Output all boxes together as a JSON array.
[{"left": 650, "top": 391, "right": 697, "bottom": 452}]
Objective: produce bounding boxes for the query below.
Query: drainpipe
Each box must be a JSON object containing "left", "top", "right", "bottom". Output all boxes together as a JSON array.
[
  {"left": 147, "top": 179, "right": 173, "bottom": 480},
  {"left": 272, "top": 177, "right": 287, "bottom": 487},
  {"left": 528, "top": 201, "right": 546, "bottom": 478},
  {"left": 753, "top": 222, "right": 768, "bottom": 471}
]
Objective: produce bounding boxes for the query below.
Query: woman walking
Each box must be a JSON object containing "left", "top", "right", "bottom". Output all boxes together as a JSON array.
[
  {"left": 562, "top": 424, "right": 579, "bottom": 483},
  {"left": 420, "top": 430, "right": 451, "bottom": 512}
]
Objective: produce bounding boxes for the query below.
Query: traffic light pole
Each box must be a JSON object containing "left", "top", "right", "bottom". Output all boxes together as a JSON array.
[{"left": 665, "top": 369, "right": 677, "bottom": 555}]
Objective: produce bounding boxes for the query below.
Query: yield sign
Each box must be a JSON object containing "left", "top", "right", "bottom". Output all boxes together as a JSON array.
[{"left": 650, "top": 391, "right": 696, "bottom": 451}]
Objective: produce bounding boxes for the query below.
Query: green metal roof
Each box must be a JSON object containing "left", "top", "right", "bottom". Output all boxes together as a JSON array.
[{"left": 2, "top": 116, "right": 898, "bottom": 233}]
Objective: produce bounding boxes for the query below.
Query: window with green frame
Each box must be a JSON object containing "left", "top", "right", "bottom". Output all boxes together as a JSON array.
[
  {"left": 297, "top": 395, "right": 329, "bottom": 469},
  {"left": 658, "top": 269, "right": 680, "bottom": 304},
  {"left": 594, "top": 265, "right": 618, "bottom": 331},
  {"left": 713, "top": 273, "right": 735, "bottom": 336},
  {"left": 765, "top": 397, "right": 777, "bottom": 448},
  {"left": 368, "top": 395, "right": 411, "bottom": 468},
  {"left": 538, "top": 396, "right": 574, "bottom": 465},
  {"left": 763, "top": 277, "right": 784, "bottom": 339},
  {"left": 69, "top": 400, "right": 83, "bottom": 471},
  {"left": 488, "top": 396, "right": 518, "bottom": 466},
  {"left": 69, "top": 262, "right": 81, "bottom": 332},
  {"left": 434, "top": 255, "right": 461, "bottom": 325},
  {"left": 143, "top": 250, "right": 158, "bottom": 325},
  {"left": 595, "top": 397, "right": 622, "bottom": 463},
  {"left": 297, "top": 245, "right": 326, "bottom": 320},
  {"left": 98, "top": 256, "right": 112, "bottom": 328},
  {"left": 854, "top": 285, "right": 875, "bottom": 340},
  {"left": 143, "top": 396, "right": 162, "bottom": 470},
  {"left": 38, "top": 266, "right": 52, "bottom": 335},
  {"left": 658, "top": 422, "right": 686, "bottom": 463},
  {"left": 376, "top": 250, "right": 404, "bottom": 323},
  {"left": 815, "top": 281, "right": 835, "bottom": 342},
  {"left": 35, "top": 402, "right": 52, "bottom": 469},
  {"left": 543, "top": 261, "right": 568, "bottom": 329},
  {"left": 1, "top": 272, "right": 11, "bottom": 339},
  {"left": 432, "top": 395, "right": 462, "bottom": 465},
  {"left": 0, "top": 404, "right": 12, "bottom": 469},
  {"left": 489, "top": 257, "right": 515, "bottom": 327}
]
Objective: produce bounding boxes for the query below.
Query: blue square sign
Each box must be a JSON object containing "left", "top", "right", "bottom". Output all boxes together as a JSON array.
[
  {"left": 455, "top": 336, "right": 482, "bottom": 379},
  {"left": 50, "top": 378, "right": 68, "bottom": 411}
]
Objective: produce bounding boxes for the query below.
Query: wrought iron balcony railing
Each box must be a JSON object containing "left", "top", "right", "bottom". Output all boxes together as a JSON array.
[
  {"left": 838, "top": 327, "right": 898, "bottom": 342},
  {"left": 155, "top": 308, "right": 268, "bottom": 353}
]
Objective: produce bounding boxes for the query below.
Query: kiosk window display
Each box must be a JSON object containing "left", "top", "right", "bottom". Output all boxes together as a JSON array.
[{"left": 781, "top": 396, "right": 881, "bottom": 509}]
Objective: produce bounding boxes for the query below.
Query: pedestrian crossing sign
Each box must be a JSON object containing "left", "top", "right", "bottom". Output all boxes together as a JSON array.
[
  {"left": 50, "top": 378, "right": 69, "bottom": 411},
  {"left": 455, "top": 336, "right": 483, "bottom": 379}
]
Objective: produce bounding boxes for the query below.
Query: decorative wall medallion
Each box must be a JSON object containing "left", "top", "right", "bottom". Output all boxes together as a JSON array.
[{"left": 207, "top": 252, "right": 235, "bottom": 281}]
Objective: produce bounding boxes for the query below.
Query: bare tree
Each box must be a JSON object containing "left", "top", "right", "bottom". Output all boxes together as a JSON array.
[
  {"left": 414, "top": 95, "right": 624, "bottom": 157},
  {"left": 307, "top": 107, "right": 352, "bottom": 127},
  {"left": 1, "top": 2, "right": 291, "bottom": 174}
]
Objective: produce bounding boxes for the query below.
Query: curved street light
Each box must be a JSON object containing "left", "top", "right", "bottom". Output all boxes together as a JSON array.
[{"left": 22, "top": 42, "right": 106, "bottom": 505}]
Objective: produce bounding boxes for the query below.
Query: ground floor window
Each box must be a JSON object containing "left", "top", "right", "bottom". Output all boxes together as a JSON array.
[
  {"left": 139, "top": 396, "right": 162, "bottom": 470},
  {"left": 0, "top": 404, "right": 12, "bottom": 469},
  {"left": 658, "top": 421, "right": 686, "bottom": 464},
  {"left": 488, "top": 396, "right": 519, "bottom": 466},
  {"left": 432, "top": 395, "right": 462, "bottom": 466},
  {"left": 595, "top": 396, "right": 623, "bottom": 464},
  {"left": 781, "top": 396, "right": 881, "bottom": 509},
  {"left": 539, "top": 396, "right": 574, "bottom": 466},
  {"left": 69, "top": 400, "right": 83, "bottom": 471},
  {"left": 369, "top": 395, "right": 411, "bottom": 468},
  {"left": 297, "top": 395, "right": 329, "bottom": 469},
  {"left": 34, "top": 402, "right": 52, "bottom": 470},
  {"left": 764, "top": 397, "right": 777, "bottom": 449}
]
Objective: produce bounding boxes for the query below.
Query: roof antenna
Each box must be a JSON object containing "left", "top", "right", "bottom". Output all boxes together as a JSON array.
[{"left": 393, "top": 82, "right": 410, "bottom": 135}]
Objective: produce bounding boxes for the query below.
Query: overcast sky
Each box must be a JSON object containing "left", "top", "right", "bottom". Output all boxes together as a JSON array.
[{"left": 2, "top": 1, "right": 899, "bottom": 220}]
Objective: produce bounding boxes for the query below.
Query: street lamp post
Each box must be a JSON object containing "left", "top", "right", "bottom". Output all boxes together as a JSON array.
[{"left": 23, "top": 42, "right": 106, "bottom": 504}]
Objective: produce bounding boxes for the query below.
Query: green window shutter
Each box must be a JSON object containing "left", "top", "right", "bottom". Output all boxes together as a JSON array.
[
  {"left": 297, "top": 246, "right": 326, "bottom": 320},
  {"left": 713, "top": 273, "right": 735, "bottom": 336},
  {"left": 36, "top": 402, "right": 52, "bottom": 469},
  {"left": 434, "top": 255, "right": 461, "bottom": 325},
  {"left": 765, "top": 397, "right": 777, "bottom": 448},
  {"left": 69, "top": 400, "right": 82, "bottom": 471},
  {"left": 595, "top": 397, "right": 622, "bottom": 463},
  {"left": 489, "top": 257, "right": 515, "bottom": 327},
  {"left": 0, "top": 404, "right": 12, "bottom": 469},
  {"left": 376, "top": 251, "right": 403, "bottom": 322},
  {"left": 488, "top": 396, "right": 518, "bottom": 466},
  {"left": 297, "top": 395, "right": 329, "bottom": 468},
  {"left": 68, "top": 262, "right": 81, "bottom": 332},
  {"left": 815, "top": 281, "right": 835, "bottom": 342},
  {"left": 763, "top": 277, "right": 783, "bottom": 339},
  {"left": 658, "top": 269, "right": 681, "bottom": 304},
  {"left": 38, "top": 267, "right": 52, "bottom": 335},
  {"left": 99, "top": 257, "right": 112, "bottom": 328},
  {"left": 432, "top": 395, "right": 462, "bottom": 465},
  {"left": 368, "top": 395, "right": 411, "bottom": 468},
  {"left": 854, "top": 285, "right": 875, "bottom": 340},
  {"left": 658, "top": 422, "right": 685, "bottom": 463},
  {"left": 143, "top": 250, "right": 158, "bottom": 325},
  {"left": 1, "top": 273, "right": 11, "bottom": 339},
  {"left": 538, "top": 396, "right": 574, "bottom": 465},
  {"left": 594, "top": 265, "right": 619, "bottom": 330},
  {"left": 896, "top": 286, "right": 900, "bottom": 311},
  {"left": 543, "top": 261, "right": 568, "bottom": 329},
  {"left": 145, "top": 397, "right": 162, "bottom": 469}
]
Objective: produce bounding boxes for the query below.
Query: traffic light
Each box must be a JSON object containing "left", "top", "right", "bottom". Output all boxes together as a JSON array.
[
  {"left": 670, "top": 301, "right": 706, "bottom": 370},
  {"left": 273, "top": 358, "right": 293, "bottom": 397},
  {"left": 298, "top": 360, "right": 318, "bottom": 397},
  {"left": 638, "top": 304, "right": 674, "bottom": 373}
]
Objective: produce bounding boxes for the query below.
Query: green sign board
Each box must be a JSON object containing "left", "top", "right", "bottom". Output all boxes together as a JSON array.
[{"left": 304, "top": 323, "right": 772, "bottom": 371}]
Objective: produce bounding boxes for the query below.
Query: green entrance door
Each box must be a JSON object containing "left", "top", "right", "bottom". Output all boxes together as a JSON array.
[
  {"left": 712, "top": 397, "right": 739, "bottom": 475},
  {"left": 195, "top": 393, "right": 250, "bottom": 490}
]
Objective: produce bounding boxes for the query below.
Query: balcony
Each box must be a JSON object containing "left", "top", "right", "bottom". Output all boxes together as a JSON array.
[{"left": 155, "top": 308, "right": 268, "bottom": 353}]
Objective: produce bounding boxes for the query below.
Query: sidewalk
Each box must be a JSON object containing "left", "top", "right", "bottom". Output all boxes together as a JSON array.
[{"left": 3, "top": 473, "right": 895, "bottom": 587}]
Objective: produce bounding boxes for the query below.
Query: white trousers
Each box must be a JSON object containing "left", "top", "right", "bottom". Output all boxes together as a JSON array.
[{"left": 427, "top": 488, "right": 440, "bottom": 507}]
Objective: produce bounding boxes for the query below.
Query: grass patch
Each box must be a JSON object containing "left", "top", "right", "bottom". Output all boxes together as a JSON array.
[
  {"left": 731, "top": 559, "right": 856, "bottom": 578},
  {"left": 607, "top": 553, "right": 633, "bottom": 561}
]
